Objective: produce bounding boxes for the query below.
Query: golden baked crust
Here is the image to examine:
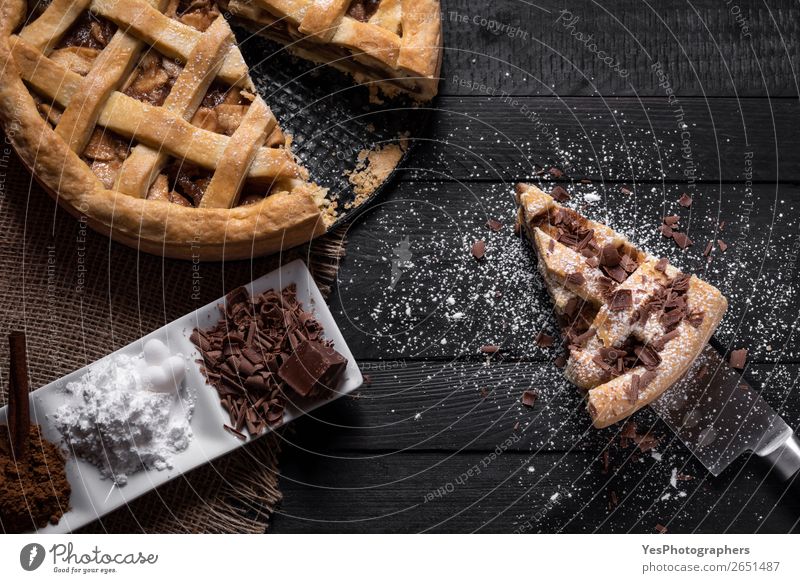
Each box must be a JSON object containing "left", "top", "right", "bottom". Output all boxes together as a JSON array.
[
  {"left": 515, "top": 183, "right": 728, "bottom": 428},
  {"left": 222, "top": 0, "right": 443, "bottom": 101},
  {"left": 0, "top": 0, "right": 332, "bottom": 260}
]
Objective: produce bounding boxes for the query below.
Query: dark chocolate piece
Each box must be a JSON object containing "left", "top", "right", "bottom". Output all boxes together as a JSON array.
[
  {"left": 471, "top": 239, "right": 486, "bottom": 260},
  {"left": 278, "top": 340, "right": 348, "bottom": 398}
]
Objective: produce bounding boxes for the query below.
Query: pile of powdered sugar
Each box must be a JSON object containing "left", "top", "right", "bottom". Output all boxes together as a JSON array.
[{"left": 52, "top": 343, "right": 196, "bottom": 486}]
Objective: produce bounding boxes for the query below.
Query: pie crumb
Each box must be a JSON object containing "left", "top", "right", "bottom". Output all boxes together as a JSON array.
[{"left": 344, "top": 136, "right": 408, "bottom": 208}]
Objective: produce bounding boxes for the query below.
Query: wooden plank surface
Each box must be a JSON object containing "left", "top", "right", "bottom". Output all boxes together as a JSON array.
[
  {"left": 439, "top": 0, "right": 800, "bottom": 97},
  {"left": 271, "top": 359, "right": 800, "bottom": 533},
  {"left": 401, "top": 97, "right": 800, "bottom": 183}
]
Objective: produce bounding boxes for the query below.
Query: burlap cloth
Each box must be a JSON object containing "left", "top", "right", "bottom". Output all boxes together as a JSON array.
[{"left": 0, "top": 147, "right": 346, "bottom": 533}]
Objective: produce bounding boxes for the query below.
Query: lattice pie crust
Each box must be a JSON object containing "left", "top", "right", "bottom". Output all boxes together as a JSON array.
[{"left": 0, "top": 0, "right": 442, "bottom": 259}]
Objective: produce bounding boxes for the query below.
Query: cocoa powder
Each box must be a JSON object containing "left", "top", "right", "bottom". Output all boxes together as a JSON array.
[{"left": 0, "top": 424, "right": 70, "bottom": 533}]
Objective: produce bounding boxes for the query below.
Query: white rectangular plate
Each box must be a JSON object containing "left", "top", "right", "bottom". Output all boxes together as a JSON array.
[{"left": 0, "top": 259, "right": 362, "bottom": 534}]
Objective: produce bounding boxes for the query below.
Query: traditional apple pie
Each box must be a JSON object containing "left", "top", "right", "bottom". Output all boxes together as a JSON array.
[
  {"left": 0, "top": 0, "right": 442, "bottom": 259},
  {"left": 515, "top": 183, "right": 728, "bottom": 428}
]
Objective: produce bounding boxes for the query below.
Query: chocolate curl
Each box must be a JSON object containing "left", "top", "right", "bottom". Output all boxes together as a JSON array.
[{"left": 8, "top": 331, "right": 31, "bottom": 459}]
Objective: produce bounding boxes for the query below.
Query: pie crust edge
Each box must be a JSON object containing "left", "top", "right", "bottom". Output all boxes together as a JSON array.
[{"left": 0, "top": 0, "right": 331, "bottom": 261}]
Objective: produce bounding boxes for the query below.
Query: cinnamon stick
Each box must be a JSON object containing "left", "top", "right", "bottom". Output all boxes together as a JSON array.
[{"left": 8, "top": 331, "right": 30, "bottom": 458}]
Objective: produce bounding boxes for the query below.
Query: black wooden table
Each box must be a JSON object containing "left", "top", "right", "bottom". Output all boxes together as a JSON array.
[{"left": 270, "top": 0, "right": 800, "bottom": 533}]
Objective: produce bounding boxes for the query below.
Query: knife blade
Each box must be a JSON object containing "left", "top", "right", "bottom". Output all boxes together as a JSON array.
[{"left": 650, "top": 343, "right": 800, "bottom": 479}]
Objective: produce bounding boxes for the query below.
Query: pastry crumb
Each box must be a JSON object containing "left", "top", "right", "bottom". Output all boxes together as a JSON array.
[{"left": 344, "top": 136, "right": 408, "bottom": 208}]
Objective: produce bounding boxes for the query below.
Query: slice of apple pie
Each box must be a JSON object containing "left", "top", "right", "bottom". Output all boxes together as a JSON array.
[{"left": 515, "top": 183, "right": 728, "bottom": 428}]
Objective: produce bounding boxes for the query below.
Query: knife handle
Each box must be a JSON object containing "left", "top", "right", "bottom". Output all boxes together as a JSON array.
[{"left": 758, "top": 430, "right": 800, "bottom": 481}]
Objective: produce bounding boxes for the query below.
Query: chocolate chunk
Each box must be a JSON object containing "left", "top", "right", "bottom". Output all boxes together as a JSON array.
[
  {"left": 717, "top": 239, "right": 728, "bottom": 252},
  {"left": 551, "top": 185, "right": 570, "bottom": 203},
  {"left": 585, "top": 256, "right": 600, "bottom": 268},
  {"left": 521, "top": 390, "right": 538, "bottom": 408},
  {"left": 535, "top": 331, "right": 554, "bottom": 348},
  {"left": 678, "top": 193, "right": 693, "bottom": 208},
  {"left": 278, "top": 339, "right": 348, "bottom": 398},
  {"left": 671, "top": 231, "right": 693, "bottom": 249},
  {"left": 486, "top": 218, "right": 503, "bottom": 232},
  {"left": 600, "top": 244, "right": 621, "bottom": 267},
  {"left": 608, "top": 289, "right": 633, "bottom": 311},
  {"left": 471, "top": 239, "right": 486, "bottom": 260},
  {"left": 729, "top": 348, "right": 748, "bottom": 370},
  {"left": 554, "top": 354, "right": 567, "bottom": 368},
  {"left": 655, "top": 257, "right": 669, "bottom": 273},
  {"left": 566, "top": 272, "right": 585, "bottom": 286}
]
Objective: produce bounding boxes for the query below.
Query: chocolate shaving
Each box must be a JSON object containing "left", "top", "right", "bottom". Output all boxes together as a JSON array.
[
  {"left": 627, "top": 375, "right": 641, "bottom": 404},
  {"left": 596, "top": 275, "right": 615, "bottom": 294},
  {"left": 717, "top": 239, "right": 728, "bottom": 252},
  {"left": 663, "top": 215, "right": 680, "bottom": 227},
  {"left": 566, "top": 272, "right": 586, "bottom": 286},
  {"left": 521, "top": 390, "right": 538, "bottom": 408},
  {"left": 572, "top": 328, "right": 596, "bottom": 347},
  {"left": 633, "top": 345, "right": 661, "bottom": 370},
  {"left": 585, "top": 256, "right": 600, "bottom": 269},
  {"left": 471, "top": 239, "right": 486, "bottom": 260},
  {"left": 535, "top": 331, "right": 554, "bottom": 348},
  {"left": 651, "top": 329, "right": 680, "bottom": 351},
  {"left": 655, "top": 523, "right": 668, "bottom": 534},
  {"left": 703, "top": 241, "right": 713, "bottom": 257},
  {"left": 600, "top": 244, "right": 621, "bottom": 267},
  {"left": 191, "top": 284, "right": 346, "bottom": 437},
  {"left": 486, "top": 218, "right": 503, "bottom": 232},
  {"left": 481, "top": 344, "right": 501, "bottom": 354},
  {"left": 608, "top": 289, "right": 633, "bottom": 311},
  {"left": 655, "top": 257, "right": 668, "bottom": 273},
  {"left": 678, "top": 193, "right": 693, "bottom": 208},
  {"left": 619, "top": 254, "right": 638, "bottom": 273},
  {"left": 548, "top": 167, "right": 564, "bottom": 178},
  {"left": 729, "top": 348, "right": 748, "bottom": 370},
  {"left": 659, "top": 224, "right": 674, "bottom": 238},
  {"left": 564, "top": 297, "right": 581, "bottom": 319},
  {"left": 686, "top": 310, "right": 705, "bottom": 328},
  {"left": 671, "top": 231, "right": 693, "bottom": 249},
  {"left": 602, "top": 264, "right": 628, "bottom": 283},
  {"left": 223, "top": 424, "right": 246, "bottom": 441},
  {"left": 551, "top": 185, "right": 570, "bottom": 203}
]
